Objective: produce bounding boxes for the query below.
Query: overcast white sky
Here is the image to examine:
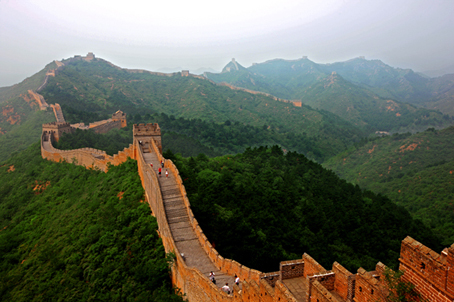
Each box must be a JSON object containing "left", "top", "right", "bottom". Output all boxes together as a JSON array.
[{"left": 0, "top": 0, "right": 453, "bottom": 87}]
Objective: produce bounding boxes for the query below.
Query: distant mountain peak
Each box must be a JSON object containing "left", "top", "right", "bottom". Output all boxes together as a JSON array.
[{"left": 221, "top": 58, "right": 246, "bottom": 73}]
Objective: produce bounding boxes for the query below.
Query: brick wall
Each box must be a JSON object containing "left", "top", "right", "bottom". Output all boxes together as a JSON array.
[
  {"left": 353, "top": 268, "right": 386, "bottom": 302},
  {"left": 41, "top": 132, "right": 134, "bottom": 172},
  {"left": 280, "top": 259, "right": 305, "bottom": 280},
  {"left": 399, "top": 236, "right": 454, "bottom": 302},
  {"left": 262, "top": 272, "right": 280, "bottom": 287},
  {"left": 309, "top": 281, "right": 338, "bottom": 302},
  {"left": 90, "top": 119, "right": 122, "bottom": 134},
  {"left": 303, "top": 253, "right": 327, "bottom": 277},
  {"left": 332, "top": 262, "right": 352, "bottom": 301}
]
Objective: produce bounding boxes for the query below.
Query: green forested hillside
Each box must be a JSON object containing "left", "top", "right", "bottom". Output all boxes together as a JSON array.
[
  {"left": 169, "top": 146, "right": 440, "bottom": 273},
  {"left": 39, "top": 58, "right": 365, "bottom": 161},
  {"left": 0, "top": 143, "right": 185, "bottom": 302},
  {"left": 424, "top": 74, "right": 454, "bottom": 116},
  {"left": 0, "top": 61, "right": 57, "bottom": 104},
  {"left": 206, "top": 57, "right": 454, "bottom": 124},
  {"left": 323, "top": 127, "right": 454, "bottom": 245},
  {"left": 0, "top": 61, "right": 58, "bottom": 162},
  {"left": 55, "top": 112, "right": 330, "bottom": 161},
  {"left": 298, "top": 73, "right": 452, "bottom": 133},
  {"left": 0, "top": 110, "right": 54, "bottom": 162},
  {"left": 205, "top": 58, "right": 326, "bottom": 100}
]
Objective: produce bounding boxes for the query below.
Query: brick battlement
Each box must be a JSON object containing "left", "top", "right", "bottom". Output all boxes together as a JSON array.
[
  {"left": 133, "top": 123, "right": 161, "bottom": 136},
  {"left": 41, "top": 131, "right": 134, "bottom": 172},
  {"left": 399, "top": 236, "right": 454, "bottom": 301}
]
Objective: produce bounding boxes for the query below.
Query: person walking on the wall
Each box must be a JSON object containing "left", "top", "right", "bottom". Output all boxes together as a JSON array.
[
  {"left": 209, "top": 271, "right": 216, "bottom": 284},
  {"left": 165, "top": 170, "right": 169, "bottom": 178},
  {"left": 222, "top": 283, "right": 230, "bottom": 294},
  {"left": 235, "top": 274, "right": 240, "bottom": 286},
  {"left": 158, "top": 167, "right": 161, "bottom": 177},
  {"left": 161, "top": 160, "right": 164, "bottom": 168}
]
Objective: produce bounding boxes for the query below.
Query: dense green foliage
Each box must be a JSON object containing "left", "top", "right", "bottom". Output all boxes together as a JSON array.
[
  {"left": 298, "top": 74, "right": 453, "bottom": 133},
  {"left": 0, "top": 143, "right": 185, "bottom": 302},
  {"left": 55, "top": 127, "right": 133, "bottom": 156},
  {"left": 171, "top": 146, "right": 440, "bottom": 273},
  {"left": 0, "top": 110, "right": 54, "bottom": 162},
  {"left": 324, "top": 127, "right": 454, "bottom": 245},
  {"left": 39, "top": 58, "right": 365, "bottom": 161},
  {"left": 142, "top": 113, "right": 345, "bottom": 161},
  {"left": 55, "top": 110, "right": 360, "bottom": 162}
]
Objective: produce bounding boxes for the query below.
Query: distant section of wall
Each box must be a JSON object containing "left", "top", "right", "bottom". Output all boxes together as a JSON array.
[
  {"left": 37, "top": 60, "right": 65, "bottom": 92},
  {"left": 50, "top": 104, "right": 65, "bottom": 122},
  {"left": 42, "top": 122, "right": 73, "bottom": 142},
  {"left": 75, "top": 110, "right": 128, "bottom": 134},
  {"left": 89, "top": 119, "right": 122, "bottom": 134},
  {"left": 217, "top": 82, "right": 302, "bottom": 108},
  {"left": 41, "top": 132, "right": 133, "bottom": 172},
  {"left": 28, "top": 90, "right": 49, "bottom": 110}
]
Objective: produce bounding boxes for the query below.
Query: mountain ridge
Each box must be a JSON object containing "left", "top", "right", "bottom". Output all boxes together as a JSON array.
[{"left": 205, "top": 56, "right": 454, "bottom": 119}]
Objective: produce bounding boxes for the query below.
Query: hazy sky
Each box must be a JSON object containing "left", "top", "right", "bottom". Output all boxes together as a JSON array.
[{"left": 1, "top": 0, "right": 453, "bottom": 87}]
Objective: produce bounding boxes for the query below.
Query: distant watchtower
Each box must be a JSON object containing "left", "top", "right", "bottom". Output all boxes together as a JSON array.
[
  {"left": 42, "top": 122, "right": 73, "bottom": 142},
  {"left": 112, "top": 110, "right": 127, "bottom": 128},
  {"left": 85, "top": 52, "right": 95, "bottom": 61},
  {"left": 133, "top": 123, "right": 162, "bottom": 154}
]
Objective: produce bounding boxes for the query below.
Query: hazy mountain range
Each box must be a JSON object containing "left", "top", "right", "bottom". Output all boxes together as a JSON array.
[{"left": 205, "top": 57, "right": 454, "bottom": 117}]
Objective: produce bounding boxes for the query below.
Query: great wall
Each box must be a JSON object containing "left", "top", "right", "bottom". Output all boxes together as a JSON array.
[{"left": 36, "top": 53, "right": 453, "bottom": 302}]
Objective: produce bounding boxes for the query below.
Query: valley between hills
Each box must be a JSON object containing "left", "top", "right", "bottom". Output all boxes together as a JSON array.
[{"left": 0, "top": 53, "right": 453, "bottom": 301}]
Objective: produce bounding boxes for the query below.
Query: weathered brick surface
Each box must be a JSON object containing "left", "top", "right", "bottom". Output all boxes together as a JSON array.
[
  {"left": 303, "top": 253, "right": 327, "bottom": 277},
  {"left": 262, "top": 272, "right": 280, "bottom": 287},
  {"left": 332, "top": 262, "right": 352, "bottom": 300},
  {"left": 310, "top": 280, "right": 340, "bottom": 302},
  {"left": 280, "top": 259, "right": 305, "bottom": 280},
  {"left": 353, "top": 268, "right": 386, "bottom": 302},
  {"left": 90, "top": 119, "right": 122, "bottom": 134},
  {"left": 399, "top": 236, "right": 453, "bottom": 302}
]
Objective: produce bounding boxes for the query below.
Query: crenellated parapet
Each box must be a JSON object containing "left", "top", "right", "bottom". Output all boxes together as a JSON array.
[
  {"left": 41, "top": 131, "right": 134, "bottom": 172},
  {"left": 112, "top": 110, "right": 127, "bottom": 128},
  {"left": 399, "top": 236, "right": 454, "bottom": 302},
  {"left": 133, "top": 123, "right": 162, "bottom": 154},
  {"left": 42, "top": 121, "right": 73, "bottom": 142}
]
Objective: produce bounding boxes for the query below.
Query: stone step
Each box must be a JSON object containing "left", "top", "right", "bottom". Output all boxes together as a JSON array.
[{"left": 166, "top": 208, "right": 188, "bottom": 217}]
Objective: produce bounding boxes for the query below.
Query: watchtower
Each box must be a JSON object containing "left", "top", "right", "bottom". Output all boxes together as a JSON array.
[
  {"left": 112, "top": 110, "right": 127, "bottom": 128},
  {"left": 133, "top": 123, "right": 162, "bottom": 154},
  {"left": 42, "top": 122, "right": 73, "bottom": 142}
]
